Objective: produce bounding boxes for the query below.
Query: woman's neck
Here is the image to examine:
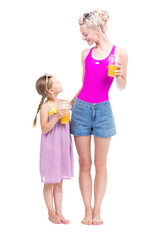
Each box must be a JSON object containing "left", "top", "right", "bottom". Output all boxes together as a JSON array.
[{"left": 95, "top": 34, "right": 112, "bottom": 51}]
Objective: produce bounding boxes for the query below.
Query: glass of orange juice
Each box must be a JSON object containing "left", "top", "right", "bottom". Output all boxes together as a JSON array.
[
  {"left": 60, "top": 100, "right": 72, "bottom": 124},
  {"left": 107, "top": 54, "right": 119, "bottom": 77}
]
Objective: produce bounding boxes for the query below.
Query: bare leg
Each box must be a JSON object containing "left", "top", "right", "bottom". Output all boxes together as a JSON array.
[
  {"left": 74, "top": 135, "right": 92, "bottom": 225},
  {"left": 43, "top": 183, "right": 61, "bottom": 224},
  {"left": 53, "top": 181, "right": 70, "bottom": 224},
  {"left": 92, "top": 136, "right": 111, "bottom": 225}
]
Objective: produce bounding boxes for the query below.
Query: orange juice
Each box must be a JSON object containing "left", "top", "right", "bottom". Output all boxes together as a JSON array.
[
  {"left": 108, "top": 65, "right": 118, "bottom": 77},
  {"left": 60, "top": 100, "right": 72, "bottom": 124},
  {"left": 61, "top": 112, "right": 70, "bottom": 124}
]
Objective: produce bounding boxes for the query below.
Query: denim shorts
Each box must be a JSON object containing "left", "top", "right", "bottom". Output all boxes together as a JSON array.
[{"left": 70, "top": 98, "right": 116, "bottom": 138}]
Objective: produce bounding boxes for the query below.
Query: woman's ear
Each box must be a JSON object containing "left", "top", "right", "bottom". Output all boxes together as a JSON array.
[{"left": 96, "top": 26, "right": 102, "bottom": 34}]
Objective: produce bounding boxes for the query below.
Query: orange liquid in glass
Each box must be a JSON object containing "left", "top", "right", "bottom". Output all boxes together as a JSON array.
[
  {"left": 61, "top": 112, "right": 70, "bottom": 124},
  {"left": 108, "top": 65, "right": 118, "bottom": 77}
]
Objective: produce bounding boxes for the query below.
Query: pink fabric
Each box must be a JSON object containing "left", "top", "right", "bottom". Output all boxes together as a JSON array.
[
  {"left": 77, "top": 45, "right": 116, "bottom": 103},
  {"left": 40, "top": 110, "right": 74, "bottom": 183}
]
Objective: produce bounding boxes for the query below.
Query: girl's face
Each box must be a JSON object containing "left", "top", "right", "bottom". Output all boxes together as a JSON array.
[
  {"left": 80, "top": 24, "right": 99, "bottom": 45},
  {"left": 49, "top": 76, "right": 63, "bottom": 95}
]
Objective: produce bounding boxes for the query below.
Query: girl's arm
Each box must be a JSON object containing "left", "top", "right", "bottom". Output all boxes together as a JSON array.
[{"left": 40, "top": 104, "right": 59, "bottom": 134}]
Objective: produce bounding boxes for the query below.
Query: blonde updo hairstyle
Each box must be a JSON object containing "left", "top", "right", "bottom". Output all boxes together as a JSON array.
[{"left": 78, "top": 8, "right": 109, "bottom": 33}]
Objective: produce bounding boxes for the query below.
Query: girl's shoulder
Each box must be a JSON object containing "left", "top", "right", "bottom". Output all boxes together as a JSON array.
[{"left": 40, "top": 101, "right": 50, "bottom": 112}]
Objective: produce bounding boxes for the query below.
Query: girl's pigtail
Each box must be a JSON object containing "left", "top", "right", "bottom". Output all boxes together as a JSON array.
[{"left": 33, "top": 95, "right": 46, "bottom": 128}]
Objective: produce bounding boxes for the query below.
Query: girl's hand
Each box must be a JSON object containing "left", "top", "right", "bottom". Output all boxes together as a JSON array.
[
  {"left": 56, "top": 108, "right": 70, "bottom": 120},
  {"left": 114, "top": 62, "right": 123, "bottom": 78}
]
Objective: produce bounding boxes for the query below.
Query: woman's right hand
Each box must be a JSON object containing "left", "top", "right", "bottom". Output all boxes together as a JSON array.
[
  {"left": 70, "top": 101, "right": 74, "bottom": 108},
  {"left": 56, "top": 108, "right": 70, "bottom": 119}
]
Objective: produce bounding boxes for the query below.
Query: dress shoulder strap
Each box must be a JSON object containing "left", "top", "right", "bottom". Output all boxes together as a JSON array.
[{"left": 47, "top": 100, "right": 58, "bottom": 114}]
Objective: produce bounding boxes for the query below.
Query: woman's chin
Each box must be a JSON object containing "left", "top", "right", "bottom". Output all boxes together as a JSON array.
[{"left": 87, "top": 41, "right": 94, "bottom": 46}]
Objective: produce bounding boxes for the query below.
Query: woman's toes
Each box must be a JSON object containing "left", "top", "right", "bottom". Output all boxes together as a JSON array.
[
  {"left": 81, "top": 216, "right": 92, "bottom": 225},
  {"left": 81, "top": 209, "right": 92, "bottom": 225},
  {"left": 92, "top": 209, "right": 104, "bottom": 225},
  {"left": 92, "top": 218, "right": 104, "bottom": 225}
]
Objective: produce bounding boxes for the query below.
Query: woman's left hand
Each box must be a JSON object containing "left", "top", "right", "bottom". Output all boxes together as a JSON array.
[{"left": 114, "top": 62, "right": 123, "bottom": 78}]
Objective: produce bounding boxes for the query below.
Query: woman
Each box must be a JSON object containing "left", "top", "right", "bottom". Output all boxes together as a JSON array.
[{"left": 70, "top": 9, "right": 128, "bottom": 225}]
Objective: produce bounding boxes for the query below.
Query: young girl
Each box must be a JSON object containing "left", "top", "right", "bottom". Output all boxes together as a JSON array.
[{"left": 33, "top": 73, "right": 74, "bottom": 224}]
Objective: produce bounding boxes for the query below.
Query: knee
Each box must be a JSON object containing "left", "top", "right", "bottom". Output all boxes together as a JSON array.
[
  {"left": 44, "top": 183, "right": 53, "bottom": 190},
  {"left": 79, "top": 159, "right": 92, "bottom": 172},
  {"left": 94, "top": 160, "right": 107, "bottom": 173},
  {"left": 54, "top": 182, "right": 62, "bottom": 190}
]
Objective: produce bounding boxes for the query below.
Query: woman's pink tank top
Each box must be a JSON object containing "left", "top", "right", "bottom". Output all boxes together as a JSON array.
[{"left": 77, "top": 45, "right": 116, "bottom": 103}]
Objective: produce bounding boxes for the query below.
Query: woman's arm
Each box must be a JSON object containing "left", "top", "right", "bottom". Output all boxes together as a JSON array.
[
  {"left": 114, "top": 48, "right": 128, "bottom": 91},
  {"left": 70, "top": 88, "right": 82, "bottom": 106},
  {"left": 70, "top": 49, "right": 90, "bottom": 106}
]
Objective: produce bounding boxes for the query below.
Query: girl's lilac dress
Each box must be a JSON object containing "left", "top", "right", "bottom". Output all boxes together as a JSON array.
[{"left": 40, "top": 100, "right": 74, "bottom": 183}]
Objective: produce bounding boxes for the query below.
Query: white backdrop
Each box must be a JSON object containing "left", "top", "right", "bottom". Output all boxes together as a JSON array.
[{"left": 0, "top": 0, "right": 160, "bottom": 239}]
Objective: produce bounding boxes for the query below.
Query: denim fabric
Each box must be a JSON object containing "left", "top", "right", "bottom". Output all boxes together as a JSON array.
[{"left": 70, "top": 98, "right": 116, "bottom": 138}]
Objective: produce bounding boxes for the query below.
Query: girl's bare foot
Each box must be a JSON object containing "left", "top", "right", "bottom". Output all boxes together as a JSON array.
[
  {"left": 81, "top": 208, "right": 92, "bottom": 225},
  {"left": 48, "top": 214, "right": 61, "bottom": 224},
  {"left": 56, "top": 212, "right": 70, "bottom": 224},
  {"left": 59, "top": 215, "right": 70, "bottom": 224},
  {"left": 92, "top": 208, "right": 104, "bottom": 225}
]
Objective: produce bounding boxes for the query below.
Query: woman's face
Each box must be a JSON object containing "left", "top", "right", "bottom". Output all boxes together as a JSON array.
[{"left": 80, "top": 25, "right": 99, "bottom": 45}]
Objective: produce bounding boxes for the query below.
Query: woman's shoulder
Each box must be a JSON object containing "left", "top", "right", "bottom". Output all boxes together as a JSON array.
[
  {"left": 115, "top": 46, "right": 128, "bottom": 57},
  {"left": 115, "top": 46, "right": 128, "bottom": 65},
  {"left": 81, "top": 48, "right": 91, "bottom": 62}
]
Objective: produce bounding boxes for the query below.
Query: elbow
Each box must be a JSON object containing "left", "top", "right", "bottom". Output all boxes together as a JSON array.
[
  {"left": 122, "top": 81, "right": 127, "bottom": 90},
  {"left": 42, "top": 130, "right": 47, "bottom": 135},
  {"left": 124, "top": 81, "right": 127, "bottom": 89},
  {"left": 41, "top": 126, "right": 49, "bottom": 135},
  {"left": 42, "top": 129, "right": 47, "bottom": 135},
  {"left": 116, "top": 76, "right": 127, "bottom": 91},
  {"left": 42, "top": 129, "right": 50, "bottom": 135},
  {"left": 118, "top": 81, "right": 127, "bottom": 91}
]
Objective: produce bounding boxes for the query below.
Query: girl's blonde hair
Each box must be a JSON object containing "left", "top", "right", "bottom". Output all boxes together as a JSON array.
[
  {"left": 78, "top": 8, "right": 109, "bottom": 33},
  {"left": 33, "top": 75, "right": 52, "bottom": 127}
]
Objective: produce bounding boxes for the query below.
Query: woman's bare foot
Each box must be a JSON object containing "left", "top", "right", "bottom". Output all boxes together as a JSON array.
[
  {"left": 48, "top": 214, "right": 61, "bottom": 224},
  {"left": 92, "top": 208, "right": 104, "bottom": 225},
  {"left": 81, "top": 208, "right": 92, "bottom": 225}
]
